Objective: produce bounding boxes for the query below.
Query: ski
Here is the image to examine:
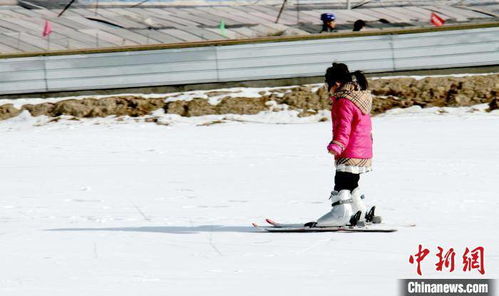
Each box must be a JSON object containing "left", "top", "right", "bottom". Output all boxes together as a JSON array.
[
  {"left": 252, "top": 220, "right": 398, "bottom": 233},
  {"left": 253, "top": 223, "right": 342, "bottom": 232},
  {"left": 265, "top": 218, "right": 303, "bottom": 228},
  {"left": 253, "top": 223, "right": 397, "bottom": 233},
  {"left": 265, "top": 218, "right": 415, "bottom": 229}
]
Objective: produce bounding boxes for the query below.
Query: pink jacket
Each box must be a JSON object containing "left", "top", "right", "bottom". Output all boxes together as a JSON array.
[{"left": 327, "top": 93, "right": 373, "bottom": 159}]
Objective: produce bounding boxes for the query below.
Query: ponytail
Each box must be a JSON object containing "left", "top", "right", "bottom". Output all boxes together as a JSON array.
[{"left": 352, "top": 70, "right": 368, "bottom": 90}]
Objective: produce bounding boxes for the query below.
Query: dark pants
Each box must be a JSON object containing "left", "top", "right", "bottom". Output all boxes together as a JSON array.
[{"left": 334, "top": 171, "right": 360, "bottom": 191}]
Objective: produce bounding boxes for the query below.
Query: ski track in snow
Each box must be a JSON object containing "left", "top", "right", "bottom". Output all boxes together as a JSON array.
[{"left": 0, "top": 106, "right": 498, "bottom": 295}]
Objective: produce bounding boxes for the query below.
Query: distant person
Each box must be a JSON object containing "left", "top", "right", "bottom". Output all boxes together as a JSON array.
[
  {"left": 353, "top": 19, "right": 366, "bottom": 31},
  {"left": 320, "top": 13, "right": 337, "bottom": 33}
]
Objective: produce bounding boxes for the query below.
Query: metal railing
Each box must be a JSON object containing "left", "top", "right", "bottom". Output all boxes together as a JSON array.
[{"left": 1, "top": 25, "right": 498, "bottom": 95}]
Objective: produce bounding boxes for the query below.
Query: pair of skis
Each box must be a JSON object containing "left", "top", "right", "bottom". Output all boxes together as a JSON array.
[{"left": 252, "top": 218, "right": 399, "bottom": 233}]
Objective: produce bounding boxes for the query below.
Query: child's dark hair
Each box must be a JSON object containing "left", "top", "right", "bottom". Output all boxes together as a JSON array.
[{"left": 325, "top": 62, "right": 368, "bottom": 90}]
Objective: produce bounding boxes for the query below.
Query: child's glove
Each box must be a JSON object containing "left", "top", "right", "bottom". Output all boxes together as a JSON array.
[{"left": 327, "top": 141, "right": 343, "bottom": 156}]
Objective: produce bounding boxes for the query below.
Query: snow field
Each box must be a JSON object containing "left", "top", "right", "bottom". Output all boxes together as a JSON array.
[{"left": 0, "top": 106, "right": 498, "bottom": 295}]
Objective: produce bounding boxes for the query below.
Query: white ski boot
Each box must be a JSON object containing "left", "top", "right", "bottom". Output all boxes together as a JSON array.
[
  {"left": 315, "top": 190, "right": 353, "bottom": 227},
  {"left": 351, "top": 187, "right": 367, "bottom": 222},
  {"left": 350, "top": 187, "right": 382, "bottom": 225}
]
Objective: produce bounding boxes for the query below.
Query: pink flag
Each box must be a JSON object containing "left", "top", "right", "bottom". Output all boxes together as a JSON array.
[{"left": 42, "top": 20, "right": 52, "bottom": 37}]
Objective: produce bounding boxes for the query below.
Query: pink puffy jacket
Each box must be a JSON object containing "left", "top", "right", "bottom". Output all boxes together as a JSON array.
[{"left": 327, "top": 96, "right": 373, "bottom": 159}]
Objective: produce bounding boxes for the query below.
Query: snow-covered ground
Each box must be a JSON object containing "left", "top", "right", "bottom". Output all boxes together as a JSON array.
[{"left": 1, "top": 105, "right": 498, "bottom": 295}]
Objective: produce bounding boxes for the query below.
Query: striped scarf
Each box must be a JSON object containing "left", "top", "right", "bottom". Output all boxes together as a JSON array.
[{"left": 332, "top": 82, "right": 372, "bottom": 115}]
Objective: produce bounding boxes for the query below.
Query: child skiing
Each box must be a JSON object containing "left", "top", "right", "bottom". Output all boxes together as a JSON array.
[
  {"left": 314, "top": 62, "right": 376, "bottom": 227},
  {"left": 252, "top": 62, "right": 389, "bottom": 232}
]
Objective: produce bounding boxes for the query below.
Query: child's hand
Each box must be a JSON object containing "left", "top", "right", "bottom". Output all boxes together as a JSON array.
[{"left": 327, "top": 141, "right": 342, "bottom": 156}]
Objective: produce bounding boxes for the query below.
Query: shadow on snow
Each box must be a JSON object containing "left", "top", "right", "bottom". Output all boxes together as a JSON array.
[{"left": 46, "top": 225, "right": 257, "bottom": 234}]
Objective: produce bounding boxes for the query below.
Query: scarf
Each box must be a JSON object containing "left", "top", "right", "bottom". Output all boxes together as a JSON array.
[{"left": 332, "top": 82, "right": 372, "bottom": 115}]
